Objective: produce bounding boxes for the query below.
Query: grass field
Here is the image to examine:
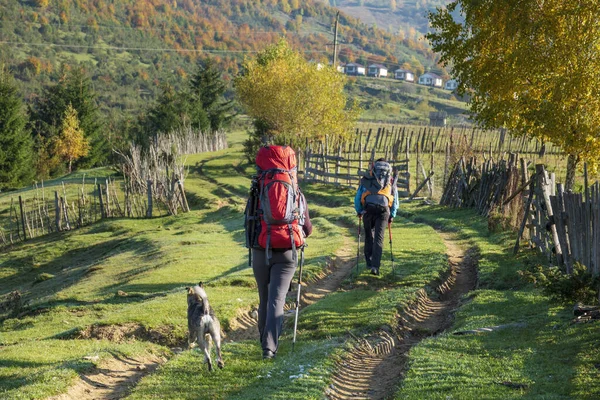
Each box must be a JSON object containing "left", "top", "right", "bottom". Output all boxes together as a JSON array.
[{"left": 1, "top": 130, "right": 599, "bottom": 399}]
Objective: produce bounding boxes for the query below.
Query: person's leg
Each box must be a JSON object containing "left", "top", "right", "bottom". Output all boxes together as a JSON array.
[
  {"left": 263, "top": 250, "right": 296, "bottom": 355},
  {"left": 251, "top": 249, "right": 270, "bottom": 344},
  {"left": 363, "top": 212, "right": 375, "bottom": 268},
  {"left": 371, "top": 209, "right": 390, "bottom": 273}
]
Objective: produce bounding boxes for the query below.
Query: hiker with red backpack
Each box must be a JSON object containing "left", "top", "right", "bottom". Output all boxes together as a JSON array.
[
  {"left": 244, "top": 145, "right": 312, "bottom": 360},
  {"left": 354, "top": 158, "right": 399, "bottom": 275}
]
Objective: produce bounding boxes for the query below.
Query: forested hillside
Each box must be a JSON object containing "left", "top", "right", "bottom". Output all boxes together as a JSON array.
[
  {"left": 321, "top": 0, "right": 450, "bottom": 35},
  {"left": 0, "top": 0, "right": 439, "bottom": 122}
]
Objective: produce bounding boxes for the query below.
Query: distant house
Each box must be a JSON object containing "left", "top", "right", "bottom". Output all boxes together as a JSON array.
[
  {"left": 429, "top": 111, "right": 447, "bottom": 127},
  {"left": 444, "top": 79, "right": 458, "bottom": 91},
  {"left": 367, "top": 64, "right": 388, "bottom": 78},
  {"left": 418, "top": 72, "right": 443, "bottom": 88},
  {"left": 336, "top": 63, "right": 345, "bottom": 73},
  {"left": 345, "top": 62, "right": 366, "bottom": 76},
  {"left": 394, "top": 69, "right": 415, "bottom": 82}
]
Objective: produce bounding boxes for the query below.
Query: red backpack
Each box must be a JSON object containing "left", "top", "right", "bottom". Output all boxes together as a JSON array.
[{"left": 245, "top": 145, "right": 306, "bottom": 264}]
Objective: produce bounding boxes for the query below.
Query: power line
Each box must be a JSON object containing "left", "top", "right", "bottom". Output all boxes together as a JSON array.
[
  {"left": 13, "top": 19, "right": 331, "bottom": 36},
  {"left": 0, "top": 40, "right": 330, "bottom": 54}
]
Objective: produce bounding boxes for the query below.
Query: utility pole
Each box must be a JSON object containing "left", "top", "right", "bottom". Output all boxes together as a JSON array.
[{"left": 333, "top": 11, "right": 339, "bottom": 69}]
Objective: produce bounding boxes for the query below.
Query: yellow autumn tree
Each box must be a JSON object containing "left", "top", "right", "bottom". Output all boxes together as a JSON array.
[
  {"left": 33, "top": 0, "right": 49, "bottom": 8},
  {"left": 54, "top": 104, "right": 89, "bottom": 173},
  {"left": 235, "top": 39, "right": 360, "bottom": 157},
  {"left": 428, "top": 0, "right": 600, "bottom": 189}
]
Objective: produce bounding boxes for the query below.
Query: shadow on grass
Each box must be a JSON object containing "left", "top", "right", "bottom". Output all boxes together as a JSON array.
[
  {"left": 0, "top": 233, "right": 162, "bottom": 315},
  {"left": 301, "top": 182, "right": 355, "bottom": 209},
  {"left": 0, "top": 358, "right": 95, "bottom": 394}
]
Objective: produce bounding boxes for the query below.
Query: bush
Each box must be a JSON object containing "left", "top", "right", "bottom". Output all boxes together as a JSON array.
[{"left": 519, "top": 262, "right": 599, "bottom": 304}]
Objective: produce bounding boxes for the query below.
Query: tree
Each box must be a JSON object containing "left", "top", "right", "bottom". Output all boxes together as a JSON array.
[
  {"left": 428, "top": 0, "right": 600, "bottom": 189},
  {"left": 0, "top": 65, "right": 33, "bottom": 189},
  {"left": 29, "top": 66, "right": 106, "bottom": 171},
  {"left": 147, "top": 83, "right": 187, "bottom": 137},
  {"left": 188, "top": 58, "right": 233, "bottom": 133},
  {"left": 235, "top": 40, "right": 360, "bottom": 158},
  {"left": 54, "top": 104, "right": 89, "bottom": 174}
]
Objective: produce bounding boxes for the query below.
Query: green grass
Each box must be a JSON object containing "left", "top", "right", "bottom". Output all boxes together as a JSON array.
[
  {"left": 394, "top": 204, "right": 600, "bottom": 399},
  {"left": 1, "top": 131, "right": 599, "bottom": 399},
  {"left": 0, "top": 339, "right": 166, "bottom": 400}
]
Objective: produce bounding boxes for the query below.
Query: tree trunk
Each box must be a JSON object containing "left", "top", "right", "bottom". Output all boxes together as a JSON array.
[
  {"left": 565, "top": 153, "right": 579, "bottom": 192},
  {"left": 68, "top": 159, "right": 72, "bottom": 174}
]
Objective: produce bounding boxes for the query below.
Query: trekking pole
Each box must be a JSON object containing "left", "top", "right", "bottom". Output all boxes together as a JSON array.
[
  {"left": 388, "top": 221, "right": 395, "bottom": 274},
  {"left": 292, "top": 246, "right": 305, "bottom": 352},
  {"left": 356, "top": 214, "right": 362, "bottom": 277}
]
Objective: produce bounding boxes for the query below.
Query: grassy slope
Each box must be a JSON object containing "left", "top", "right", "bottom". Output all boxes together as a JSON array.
[
  {"left": 1, "top": 131, "right": 598, "bottom": 399},
  {"left": 395, "top": 205, "right": 600, "bottom": 399}
]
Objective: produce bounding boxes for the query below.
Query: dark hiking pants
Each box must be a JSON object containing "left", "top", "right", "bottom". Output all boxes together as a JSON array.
[
  {"left": 363, "top": 205, "right": 390, "bottom": 271},
  {"left": 252, "top": 248, "right": 297, "bottom": 354}
]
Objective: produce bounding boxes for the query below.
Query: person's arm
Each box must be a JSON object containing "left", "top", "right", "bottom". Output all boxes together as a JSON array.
[
  {"left": 354, "top": 186, "right": 365, "bottom": 215},
  {"left": 389, "top": 182, "right": 399, "bottom": 219},
  {"left": 301, "top": 193, "right": 313, "bottom": 237}
]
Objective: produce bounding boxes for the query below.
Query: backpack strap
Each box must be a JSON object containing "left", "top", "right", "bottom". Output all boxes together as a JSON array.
[{"left": 289, "top": 223, "right": 297, "bottom": 262}]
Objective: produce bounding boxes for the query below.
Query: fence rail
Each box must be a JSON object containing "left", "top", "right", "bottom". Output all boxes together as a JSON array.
[
  {"left": 0, "top": 129, "right": 227, "bottom": 249},
  {"left": 440, "top": 155, "right": 599, "bottom": 275}
]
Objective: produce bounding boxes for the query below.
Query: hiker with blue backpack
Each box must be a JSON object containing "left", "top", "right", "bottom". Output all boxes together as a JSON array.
[
  {"left": 244, "top": 145, "right": 313, "bottom": 360},
  {"left": 354, "top": 158, "right": 399, "bottom": 275}
]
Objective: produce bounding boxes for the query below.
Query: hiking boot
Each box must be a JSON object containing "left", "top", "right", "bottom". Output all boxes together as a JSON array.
[
  {"left": 370, "top": 267, "right": 379, "bottom": 276},
  {"left": 262, "top": 350, "right": 276, "bottom": 360}
]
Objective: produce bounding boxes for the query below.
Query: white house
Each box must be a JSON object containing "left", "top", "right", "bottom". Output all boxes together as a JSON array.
[
  {"left": 418, "top": 72, "right": 443, "bottom": 88},
  {"left": 344, "top": 62, "right": 366, "bottom": 76},
  {"left": 444, "top": 79, "right": 458, "bottom": 91},
  {"left": 394, "top": 69, "right": 415, "bottom": 82},
  {"left": 336, "top": 63, "right": 345, "bottom": 73},
  {"left": 367, "top": 64, "right": 388, "bottom": 78}
]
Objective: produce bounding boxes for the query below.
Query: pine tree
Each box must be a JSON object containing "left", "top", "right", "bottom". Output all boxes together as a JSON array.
[
  {"left": 29, "top": 66, "right": 106, "bottom": 171},
  {"left": 54, "top": 104, "right": 89, "bottom": 174},
  {"left": 148, "top": 83, "right": 185, "bottom": 136},
  {"left": 188, "top": 58, "right": 233, "bottom": 132},
  {"left": 0, "top": 65, "right": 33, "bottom": 189}
]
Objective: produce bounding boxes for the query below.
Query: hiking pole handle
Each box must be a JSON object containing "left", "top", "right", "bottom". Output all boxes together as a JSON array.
[{"left": 292, "top": 247, "right": 305, "bottom": 351}]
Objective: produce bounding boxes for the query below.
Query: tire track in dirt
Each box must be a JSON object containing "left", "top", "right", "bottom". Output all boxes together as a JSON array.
[
  {"left": 326, "top": 230, "right": 478, "bottom": 400},
  {"left": 48, "top": 353, "right": 167, "bottom": 400}
]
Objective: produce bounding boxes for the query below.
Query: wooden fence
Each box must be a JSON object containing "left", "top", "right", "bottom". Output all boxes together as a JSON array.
[
  {"left": 0, "top": 177, "right": 184, "bottom": 247},
  {"left": 0, "top": 129, "right": 227, "bottom": 248},
  {"left": 357, "top": 125, "right": 563, "bottom": 157},
  {"left": 303, "top": 124, "right": 565, "bottom": 200},
  {"left": 440, "top": 155, "right": 599, "bottom": 275},
  {"left": 304, "top": 130, "right": 414, "bottom": 198}
]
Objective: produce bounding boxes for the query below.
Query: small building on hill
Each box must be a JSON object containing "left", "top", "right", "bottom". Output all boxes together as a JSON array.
[
  {"left": 345, "top": 62, "right": 366, "bottom": 76},
  {"left": 367, "top": 64, "right": 388, "bottom": 78},
  {"left": 418, "top": 72, "right": 443, "bottom": 88},
  {"left": 444, "top": 79, "right": 459, "bottom": 91},
  {"left": 429, "top": 111, "right": 447, "bottom": 127},
  {"left": 394, "top": 69, "right": 415, "bottom": 82}
]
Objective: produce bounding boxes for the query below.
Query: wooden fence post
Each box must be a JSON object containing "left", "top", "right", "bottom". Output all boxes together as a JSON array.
[
  {"left": 54, "top": 191, "right": 62, "bottom": 231},
  {"left": 555, "top": 184, "right": 572, "bottom": 273},
  {"left": 536, "top": 164, "right": 563, "bottom": 265},
  {"left": 177, "top": 178, "right": 190, "bottom": 212},
  {"left": 147, "top": 180, "right": 153, "bottom": 218},
  {"left": 514, "top": 177, "right": 536, "bottom": 254},
  {"left": 18, "top": 196, "right": 26, "bottom": 240},
  {"left": 98, "top": 184, "right": 106, "bottom": 219}
]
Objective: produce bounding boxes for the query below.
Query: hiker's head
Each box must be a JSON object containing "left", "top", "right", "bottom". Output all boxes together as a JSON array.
[{"left": 376, "top": 158, "right": 386, "bottom": 162}]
